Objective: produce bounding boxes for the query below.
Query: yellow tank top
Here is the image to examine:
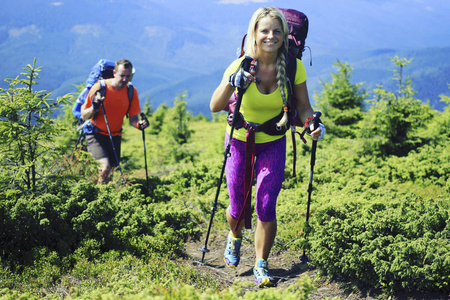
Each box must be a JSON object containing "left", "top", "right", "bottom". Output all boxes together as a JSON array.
[{"left": 224, "top": 57, "right": 307, "bottom": 143}]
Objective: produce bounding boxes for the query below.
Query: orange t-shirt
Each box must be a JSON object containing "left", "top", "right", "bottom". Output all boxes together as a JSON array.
[{"left": 84, "top": 79, "right": 141, "bottom": 136}]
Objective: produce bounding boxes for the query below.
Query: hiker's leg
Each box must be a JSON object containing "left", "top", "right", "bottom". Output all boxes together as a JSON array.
[
  {"left": 255, "top": 219, "right": 277, "bottom": 260},
  {"left": 86, "top": 133, "right": 113, "bottom": 184},
  {"left": 106, "top": 135, "right": 122, "bottom": 169},
  {"left": 226, "top": 208, "right": 245, "bottom": 238},
  {"left": 98, "top": 157, "right": 111, "bottom": 172},
  {"left": 223, "top": 133, "right": 246, "bottom": 267},
  {"left": 225, "top": 133, "right": 247, "bottom": 238},
  {"left": 97, "top": 157, "right": 112, "bottom": 184},
  {"left": 253, "top": 136, "right": 286, "bottom": 260},
  {"left": 105, "top": 136, "right": 121, "bottom": 184}
]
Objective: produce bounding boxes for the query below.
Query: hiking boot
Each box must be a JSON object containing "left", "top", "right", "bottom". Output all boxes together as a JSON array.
[
  {"left": 224, "top": 232, "right": 241, "bottom": 268},
  {"left": 253, "top": 259, "right": 275, "bottom": 287}
]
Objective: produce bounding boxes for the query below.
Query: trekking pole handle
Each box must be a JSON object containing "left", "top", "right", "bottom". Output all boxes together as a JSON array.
[
  {"left": 138, "top": 112, "right": 149, "bottom": 130},
  {"left": 312, "top": 111, "right": 322, "bottom": 129}
]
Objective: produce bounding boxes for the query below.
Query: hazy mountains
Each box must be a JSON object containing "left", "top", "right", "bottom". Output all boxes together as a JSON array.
[{"left": 1, "top": 0, "right": 450, "bottom": 116}]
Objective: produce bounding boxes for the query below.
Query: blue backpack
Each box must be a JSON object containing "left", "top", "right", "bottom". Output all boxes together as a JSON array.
[{"left": 72, "top": 59, "right": 134, "bottom": 134}]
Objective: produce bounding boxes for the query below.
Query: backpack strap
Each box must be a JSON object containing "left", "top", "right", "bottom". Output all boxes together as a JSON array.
[
  {"left": 98, "top": 79, "right": 106, "bottom": 96},
  {"left": 92, "top": 79, "right": 108, "bottom": 124},
  {"left": 227, "top": 110, "right": 287, "bottom": 136},
  {"left": 285, "top": 56, "right": 296, "bottom": 104},
  {"left": 98, "top": 79, "right": 134, "bottom": 118},
  {"left": 126, "top": 82, "right": 134, "bottom": 118},
  {"left": 284, "top": 56, "right": 308, "bottom": 177}
]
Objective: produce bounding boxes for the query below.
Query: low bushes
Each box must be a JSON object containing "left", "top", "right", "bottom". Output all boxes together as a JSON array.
[
  {"left": 309, "top": 192, "right": 449, "bottom": 293},
  {"left": 0, "top": 180, "right": 201, "bottom": 270}
]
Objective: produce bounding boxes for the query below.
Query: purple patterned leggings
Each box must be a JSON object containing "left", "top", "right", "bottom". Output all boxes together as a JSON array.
[{"left": 225, "top": 133, "right": 286, "bottom": 223}]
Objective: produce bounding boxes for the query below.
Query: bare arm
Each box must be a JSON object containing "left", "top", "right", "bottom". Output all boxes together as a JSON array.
[
  {"left": 210, "top": 74, "right": 235, "bottom": 112},
  {"left": 294, "top": 81, "right": 323, "bottom": 140},
  {"left": 129, "top": 114, "right": 149, "bottom": 130},
  {"left": 294, "top": 81, "right": 314, "bottom": 122},
  {"left": 81, "top": 105, "right": 96, "bottom": 121},
  {"left": 81, "top": 91, "right": 102, "bottom": 121},
  {"left": 129, "top": 114, "right": 139, "bottom": 127}
]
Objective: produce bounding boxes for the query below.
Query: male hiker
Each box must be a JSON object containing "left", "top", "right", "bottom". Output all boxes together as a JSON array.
[{"left": 81, "top": 59, "right": 149, "bottom": 184}]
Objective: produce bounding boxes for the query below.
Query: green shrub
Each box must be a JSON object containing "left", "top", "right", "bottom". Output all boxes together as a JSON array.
[
  {"left": 0, "top": 59, "right": 72, "bottom": 195},
  {"left": 309, "top": 194, "right": 449, "bottom": 293},
  {"left": 1, "top": 179, "right": 201, "bottom": 268},
  {"left": 0, "top": 251, "right": 223, "bottom": 299}
]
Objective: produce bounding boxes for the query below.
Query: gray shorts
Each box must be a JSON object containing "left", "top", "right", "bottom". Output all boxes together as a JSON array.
[{"left": 85, "top": 133, "right": 121, "bottom": 167}]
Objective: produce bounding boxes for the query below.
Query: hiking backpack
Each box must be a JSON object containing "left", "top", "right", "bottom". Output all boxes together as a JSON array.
[
  {"left": 279, "top": 8, "right": 309, "bottom": 62},
  {"left": 227, "top": 8, "right": 311, "bottom": 177},
  {"left": 72, "top": 59, "right": 134, "bottom": 135}
]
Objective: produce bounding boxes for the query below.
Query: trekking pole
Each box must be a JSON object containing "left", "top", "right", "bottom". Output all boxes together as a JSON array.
[
  {"left": 99, "top": 102, "right": 126, "bottom": 185},
  {"left": 300, "top": 111, "right": 321, "bottom": 263},
  {"left": 199, "top": 86, "right": 247, "bottom": 264},
  {"left": 74, "top": 120, "right": 91, "bottom": 150},
  {"left": 140, "top": 112, "right": 149, "bottom": 191},
  {"left": 74, "top": 130, "right": 84, "bottom": 150},
  {"left": 199, "top": 57, "right": 254, "bottom": 264}
]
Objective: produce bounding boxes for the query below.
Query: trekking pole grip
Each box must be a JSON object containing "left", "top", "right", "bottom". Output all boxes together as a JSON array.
[{"left": 312, "top": 111, "right": 321, "bottom": 129}]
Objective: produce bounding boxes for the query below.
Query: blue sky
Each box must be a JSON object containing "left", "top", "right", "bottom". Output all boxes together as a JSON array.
[
  {"left": 163, "top": 0, "right": 450, "bottom": 50},
  {"left": 3, "top": 0, "right": 450, "bottom": 52}
]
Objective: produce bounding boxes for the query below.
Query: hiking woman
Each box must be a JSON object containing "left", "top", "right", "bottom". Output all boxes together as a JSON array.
[{"left": 210, "top": 7, "right": 325, "bottom": 287}]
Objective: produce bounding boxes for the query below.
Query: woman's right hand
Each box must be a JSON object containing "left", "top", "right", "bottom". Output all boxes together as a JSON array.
[
  {"left": 210, "top": 74, "right": 237, "bottom": 113},
  {"left": 229, "top": 68, "right": 254, "bottom": 89}
]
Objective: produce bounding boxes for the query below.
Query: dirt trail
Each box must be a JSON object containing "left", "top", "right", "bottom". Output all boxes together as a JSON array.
[
  {"left": 184, "top": 231, "right": 449, "bottom": 299},
  {"left": 184, "top": 231, "right": 377, "bottom": 299}
]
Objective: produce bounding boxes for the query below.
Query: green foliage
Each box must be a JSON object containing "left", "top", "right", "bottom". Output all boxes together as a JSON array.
[
  {"left": 192, "top": 112, "right": 211, "bottom": 122},
  {"left": 165, "top": 163, "right": 220, "bottom": 196},
  {"left": 315, "top": 60, "right": 367, "bottom": 138},
  {"left": 148, "top": 102, "right": 168, "bottom": 135},
  {"left": 0, "top": 251, "right": 222, "bottom": 299},
  {"left": 163, "top": 91, "right": 193, "bottom": 145},
  {"left": 0, "top": 253, "right": 317, "bottom": 299},
  {"left": 0, "top": 179, "right": 200, "bottom": 270},
  {"left": 0, "top": 56, "right": 449, "bottom": 298},
  {"left": 155, "top": 91, "right": 196, "bottom": 163},
  {"left": 388, "top": 144, "right": 450, "bottom": 188},
  {"left": 122, "top": 92, "right": 198, "bottom": 168},
  {"left": 429, "top": 83, "right": 450, "bottom": 142},
  {"left": 141, "top": 96, "right": 153, "bottom": 117},
  {"left": 56, "top": 81, "right": 83, "bottom": 150},
  {"left": 0, "top": 58, "right": 72, "bottom": 194},
  {"left": 359, "top": 56, "right": 435, "bottom": 157},
  {"left": 309, "top": 195, "right": 449, "bottom": 293}
]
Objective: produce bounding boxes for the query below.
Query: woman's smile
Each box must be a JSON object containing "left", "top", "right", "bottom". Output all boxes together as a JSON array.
[{"left": 256, "top": 16, "right": 284, "bottom": 53}]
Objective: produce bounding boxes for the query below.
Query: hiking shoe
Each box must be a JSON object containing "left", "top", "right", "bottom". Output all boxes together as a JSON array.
[
  {"left": 224, "top": 232, "right": 241, "bottom": 268},
  {"left": 253, "top": 259, "right": 275, "bottom": 287}
]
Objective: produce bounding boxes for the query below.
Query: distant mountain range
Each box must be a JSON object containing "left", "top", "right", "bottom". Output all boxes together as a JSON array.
[{"left": 1, "top": 0, "right": 450, "bottom": 116}]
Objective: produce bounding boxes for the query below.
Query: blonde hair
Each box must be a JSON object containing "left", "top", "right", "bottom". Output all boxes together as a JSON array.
[{"left": 244, "top": 7, "right": 290, "bottom": 127}]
